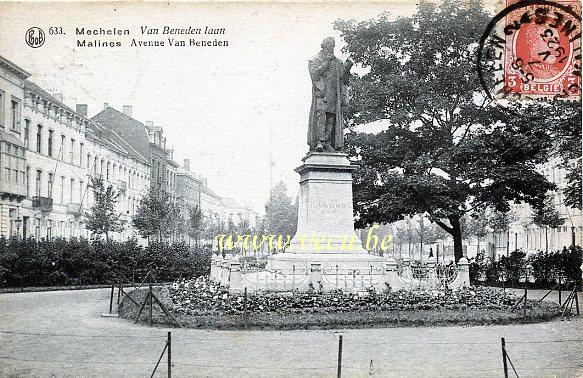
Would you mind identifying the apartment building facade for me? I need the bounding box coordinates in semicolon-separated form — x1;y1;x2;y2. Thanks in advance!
0;56;151;241
1;54;258;242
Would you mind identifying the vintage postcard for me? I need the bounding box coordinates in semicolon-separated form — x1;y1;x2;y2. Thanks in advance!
0;1;581;377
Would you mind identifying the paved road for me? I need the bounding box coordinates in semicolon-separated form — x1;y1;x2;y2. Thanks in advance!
0;288;582;377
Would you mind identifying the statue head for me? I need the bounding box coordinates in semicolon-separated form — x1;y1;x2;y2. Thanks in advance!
321;37;335;53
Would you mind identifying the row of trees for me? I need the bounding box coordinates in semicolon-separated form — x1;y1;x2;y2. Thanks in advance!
389;201;564;259
84;177;233;244
84;177;299;247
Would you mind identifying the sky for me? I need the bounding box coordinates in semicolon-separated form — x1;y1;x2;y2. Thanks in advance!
0;1;422;213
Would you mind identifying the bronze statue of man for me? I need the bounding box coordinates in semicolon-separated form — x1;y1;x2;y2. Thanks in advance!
307;37;353;152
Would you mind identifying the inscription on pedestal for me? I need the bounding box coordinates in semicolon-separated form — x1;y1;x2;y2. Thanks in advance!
309;202;350;214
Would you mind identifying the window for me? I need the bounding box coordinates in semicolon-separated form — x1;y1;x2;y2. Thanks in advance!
35;170;42;197
36;125;42;153
0;90;4;127
79;143;84;166
11;98;21;131
48;130;54;157
4;168;10;182
106;162;110;180
87;153;91;171
79;180;83;203
26;166;30;197
60;176;64;203
60;135;65;159
12;169;18;183
70;139;75;164
70;178;74;203
48;173;53;197
24;119;30;147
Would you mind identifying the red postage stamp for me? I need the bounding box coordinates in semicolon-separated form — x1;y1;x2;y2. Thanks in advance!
502;0;581;99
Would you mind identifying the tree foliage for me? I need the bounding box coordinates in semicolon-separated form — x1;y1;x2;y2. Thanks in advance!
532;194;565;253
133;187;180;242
84;177;124;241
187;205;204;246
335;1;555;261
532;195;565;230
541;100;582;209
264;181;298;238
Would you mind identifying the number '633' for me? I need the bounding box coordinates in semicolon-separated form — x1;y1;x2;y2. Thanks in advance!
49;27;64;35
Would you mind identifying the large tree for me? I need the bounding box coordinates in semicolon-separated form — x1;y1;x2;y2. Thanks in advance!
84;177;124;241
133;188;180;242
335;0;554;262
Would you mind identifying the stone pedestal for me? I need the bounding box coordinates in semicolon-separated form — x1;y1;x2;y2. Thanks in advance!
266;152;384;275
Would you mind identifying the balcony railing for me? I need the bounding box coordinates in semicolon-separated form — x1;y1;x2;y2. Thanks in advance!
66;203;82;215
32;196;53;212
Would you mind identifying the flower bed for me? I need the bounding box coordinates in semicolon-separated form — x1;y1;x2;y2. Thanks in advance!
169;277;520;315
119;277;563;330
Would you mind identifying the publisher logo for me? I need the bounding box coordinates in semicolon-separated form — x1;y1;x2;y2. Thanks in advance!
26;27;45;48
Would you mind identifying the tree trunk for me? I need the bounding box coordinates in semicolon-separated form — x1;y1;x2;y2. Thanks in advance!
450;217;463;263
434;217;462;262
545;227;548;253
450;218;464;264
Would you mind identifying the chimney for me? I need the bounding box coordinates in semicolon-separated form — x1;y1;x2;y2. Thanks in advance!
184;159;190;172
103;102;109;110
122;105;132;117
53;93;64;103
76;104;88;117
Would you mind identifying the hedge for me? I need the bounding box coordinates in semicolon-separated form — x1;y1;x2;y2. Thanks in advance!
470;246;582;289
0;237;211;288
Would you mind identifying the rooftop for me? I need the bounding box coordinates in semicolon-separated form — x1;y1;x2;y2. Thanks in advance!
92;107;152;165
